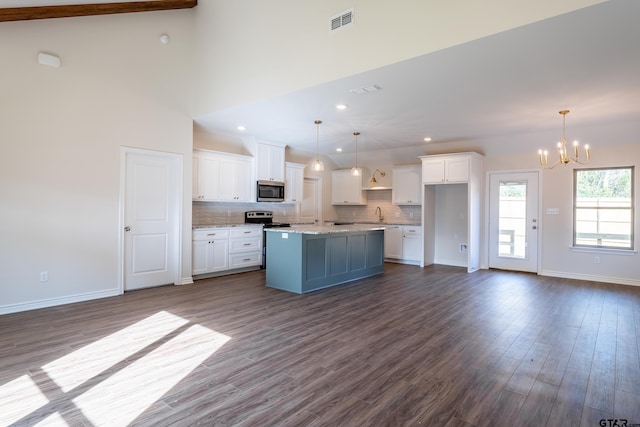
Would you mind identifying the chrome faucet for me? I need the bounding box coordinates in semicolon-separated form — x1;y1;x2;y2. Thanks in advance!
375;206;383;222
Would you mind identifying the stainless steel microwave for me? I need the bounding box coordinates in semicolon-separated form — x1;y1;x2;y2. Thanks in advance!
257;180;285;202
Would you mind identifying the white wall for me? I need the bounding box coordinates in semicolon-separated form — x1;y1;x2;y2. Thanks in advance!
483;142;640;286
434;184;469;267
0;11;195;313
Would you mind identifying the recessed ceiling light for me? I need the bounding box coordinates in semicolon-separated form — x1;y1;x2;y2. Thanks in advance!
336;104;348;110
336;148;343;152
424;137;432;142
237;125;246;131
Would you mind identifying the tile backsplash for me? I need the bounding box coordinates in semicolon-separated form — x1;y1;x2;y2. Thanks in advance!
333;189;421;224
193;202;298;226
193;190;420;226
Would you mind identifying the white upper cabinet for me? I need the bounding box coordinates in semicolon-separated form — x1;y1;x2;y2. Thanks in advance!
256;143;285;182
193;153;221;200
422;156;470;184
331;170;367;205
193;149;254;202
285;162;305;203
219;155;253;202
392;165;422;205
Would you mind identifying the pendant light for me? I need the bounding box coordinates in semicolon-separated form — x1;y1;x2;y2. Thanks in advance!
310;120;325;172
351;131;362;177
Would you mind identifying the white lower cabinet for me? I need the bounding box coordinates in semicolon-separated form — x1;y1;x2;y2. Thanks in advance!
384;226;403;259
401;226;422;262
193;226;262;276
228;227;263;269
384;225;422;264
192;229;230;275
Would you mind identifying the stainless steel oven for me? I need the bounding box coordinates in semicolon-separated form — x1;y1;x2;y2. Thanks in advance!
245;211;290;268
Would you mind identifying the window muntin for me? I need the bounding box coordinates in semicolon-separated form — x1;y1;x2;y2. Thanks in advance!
573;167;634;249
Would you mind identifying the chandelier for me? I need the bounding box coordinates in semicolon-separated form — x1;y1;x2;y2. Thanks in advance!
538;110;590;169
310;120;324;172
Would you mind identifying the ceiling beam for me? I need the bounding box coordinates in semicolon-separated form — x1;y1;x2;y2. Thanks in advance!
0;0;197;22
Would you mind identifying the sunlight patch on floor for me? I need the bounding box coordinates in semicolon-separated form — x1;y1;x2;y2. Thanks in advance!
0;375;49;425
73;324;230;426
0;311;230;426
42;311;189;393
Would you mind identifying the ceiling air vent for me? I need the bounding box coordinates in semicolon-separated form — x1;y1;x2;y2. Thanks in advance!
330;8;354;33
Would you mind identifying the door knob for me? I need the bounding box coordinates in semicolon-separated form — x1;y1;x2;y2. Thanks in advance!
124;226;131;232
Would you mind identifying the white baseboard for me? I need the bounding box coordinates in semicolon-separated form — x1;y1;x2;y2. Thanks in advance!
385;258;421;266
0;289;121;315
179;277;194;285
539;270;640;287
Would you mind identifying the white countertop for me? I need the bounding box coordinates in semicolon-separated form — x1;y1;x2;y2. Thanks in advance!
193;223;263;229
265;224;386;235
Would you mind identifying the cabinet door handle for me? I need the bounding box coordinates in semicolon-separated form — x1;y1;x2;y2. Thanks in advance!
243;243;251;246
207;233;217;236
244;231;252;234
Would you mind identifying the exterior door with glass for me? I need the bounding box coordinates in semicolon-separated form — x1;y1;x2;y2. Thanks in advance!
489;171;540;273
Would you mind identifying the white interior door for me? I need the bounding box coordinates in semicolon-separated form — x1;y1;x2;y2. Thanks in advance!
489;171;539;273
123;149;181;290
300;177;321;224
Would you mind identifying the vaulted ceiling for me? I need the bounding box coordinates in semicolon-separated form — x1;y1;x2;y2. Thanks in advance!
193;0;640;167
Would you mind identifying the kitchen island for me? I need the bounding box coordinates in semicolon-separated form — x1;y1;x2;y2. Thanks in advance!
265;224;385;294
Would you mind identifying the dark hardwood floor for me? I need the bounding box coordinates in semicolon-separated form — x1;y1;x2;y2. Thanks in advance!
1;264;639;426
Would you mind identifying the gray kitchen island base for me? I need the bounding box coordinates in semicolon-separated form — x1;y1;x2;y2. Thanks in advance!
265;227;384;294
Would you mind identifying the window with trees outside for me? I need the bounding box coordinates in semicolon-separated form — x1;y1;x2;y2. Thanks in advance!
574;167;634;250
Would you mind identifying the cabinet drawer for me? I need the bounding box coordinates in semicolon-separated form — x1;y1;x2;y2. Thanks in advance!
193;228;230;241
403;227;421;236
229;237;262;253
229;227;262;238
229;252;262;268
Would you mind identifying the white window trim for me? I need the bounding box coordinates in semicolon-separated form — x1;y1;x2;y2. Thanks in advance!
569;246;637;255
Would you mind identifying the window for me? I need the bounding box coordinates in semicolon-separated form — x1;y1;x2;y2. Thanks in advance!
574;167;634;250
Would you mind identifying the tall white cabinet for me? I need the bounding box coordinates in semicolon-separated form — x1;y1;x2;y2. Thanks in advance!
285;162;305;203
420;152;483;272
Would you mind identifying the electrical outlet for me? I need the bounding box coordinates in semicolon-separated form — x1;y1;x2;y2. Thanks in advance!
410;212;414;218
593;256;601;264
40;271;48;282
395;212;400;218
459;244;468;253
227;211;231;217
